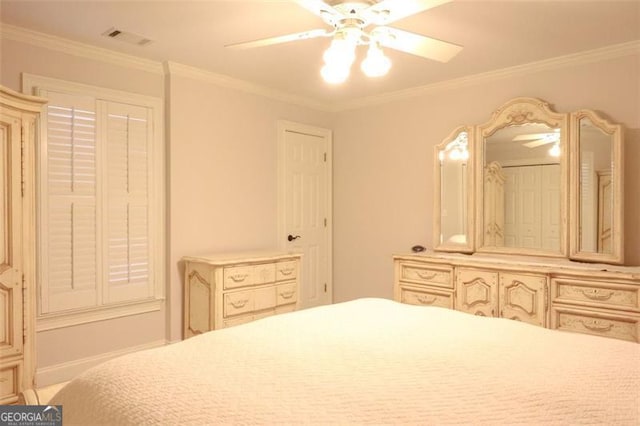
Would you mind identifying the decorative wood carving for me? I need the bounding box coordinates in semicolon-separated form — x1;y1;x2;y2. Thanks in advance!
188;270;210;288
480;97;565;139
503;280;537;316
483;161;505;247
462;278;491;308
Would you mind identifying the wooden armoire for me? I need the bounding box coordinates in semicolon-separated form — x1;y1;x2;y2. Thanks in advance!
0;86;46;404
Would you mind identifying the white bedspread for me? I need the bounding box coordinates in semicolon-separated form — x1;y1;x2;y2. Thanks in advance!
51;298;640;425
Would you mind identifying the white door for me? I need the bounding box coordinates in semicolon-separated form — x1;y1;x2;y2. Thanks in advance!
278;121;332;309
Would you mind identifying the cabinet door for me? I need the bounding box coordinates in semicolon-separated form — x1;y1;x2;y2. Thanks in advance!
455;268;498;317
0;110;24;362
500;273;547;327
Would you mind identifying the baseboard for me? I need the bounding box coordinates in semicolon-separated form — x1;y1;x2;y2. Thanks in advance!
36;339;167;387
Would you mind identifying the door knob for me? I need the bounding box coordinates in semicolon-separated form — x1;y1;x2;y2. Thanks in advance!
287;234;300;242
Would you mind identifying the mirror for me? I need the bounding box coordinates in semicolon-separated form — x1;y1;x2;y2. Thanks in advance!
476;98;568;257
434;126;474;253
433;98;625;264
484;123;562;251
570;110;623;264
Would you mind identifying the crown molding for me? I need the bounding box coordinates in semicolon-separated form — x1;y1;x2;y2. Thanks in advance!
335;40;640;111
0;23;164;75
2;23;637;113
165;62;333;112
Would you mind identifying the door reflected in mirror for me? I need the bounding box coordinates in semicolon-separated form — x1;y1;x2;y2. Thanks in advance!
484;123;561;252
440;131;469;245
578;117;613;254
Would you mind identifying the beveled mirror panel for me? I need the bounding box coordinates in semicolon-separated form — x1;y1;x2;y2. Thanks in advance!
476;98;568;257
434;126;474;253
570;110;623;264
434;98;625;265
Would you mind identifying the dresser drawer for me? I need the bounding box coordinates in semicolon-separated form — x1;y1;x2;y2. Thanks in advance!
400;263;452;288
400;286;454;309
276;282;297;306
223;315;255;328
276;261;298;282
254;287;277;312
224;290;254;317
551;306;640;342
552;278;639;312
276;304;296;315
223;265;254;289
0;362;19;405
223;264;277;289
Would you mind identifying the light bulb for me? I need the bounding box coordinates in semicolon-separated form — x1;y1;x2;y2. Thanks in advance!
361;44;391;77
323;38;356;66
449;148;461;160
549;143;561;157
321;63;350;84
460;149;469;161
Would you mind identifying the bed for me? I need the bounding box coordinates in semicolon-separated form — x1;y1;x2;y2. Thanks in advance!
51;298;639;425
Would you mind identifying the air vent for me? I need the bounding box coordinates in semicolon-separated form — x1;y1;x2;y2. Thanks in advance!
102;27;152;46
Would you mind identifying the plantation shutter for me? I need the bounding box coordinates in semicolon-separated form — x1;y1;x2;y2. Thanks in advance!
102;101;153;303
41;90;98;313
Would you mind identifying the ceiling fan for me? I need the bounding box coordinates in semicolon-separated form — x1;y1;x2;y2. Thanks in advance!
225;0;463;83
513;132;561;148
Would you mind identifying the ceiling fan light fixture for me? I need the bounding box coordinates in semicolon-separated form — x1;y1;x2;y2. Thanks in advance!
321;63;350;84
361;43;391;77
323;37;357;66
549;143;561;157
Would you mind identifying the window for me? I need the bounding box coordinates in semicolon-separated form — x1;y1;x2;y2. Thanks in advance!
23;75;165;330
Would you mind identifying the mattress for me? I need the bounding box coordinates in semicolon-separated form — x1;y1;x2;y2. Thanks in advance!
51;298;640;425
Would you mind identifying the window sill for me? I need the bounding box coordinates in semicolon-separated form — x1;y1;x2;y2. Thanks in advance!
36;298;165;332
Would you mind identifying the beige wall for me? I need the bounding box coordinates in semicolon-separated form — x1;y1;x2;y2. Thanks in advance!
166;73;333;342
332;53;640;303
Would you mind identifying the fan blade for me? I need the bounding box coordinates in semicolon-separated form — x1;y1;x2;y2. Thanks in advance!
296;0;345;26
364;0;451;25
513;133;557;141
225;29;332;49
374;27;462;62
523;139;555;148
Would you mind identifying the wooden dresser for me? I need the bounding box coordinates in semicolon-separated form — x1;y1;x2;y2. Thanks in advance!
394;252;640;343
0;87;46;404
183;251;302;337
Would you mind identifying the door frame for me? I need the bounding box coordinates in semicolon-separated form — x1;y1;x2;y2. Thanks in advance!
277;120;333;305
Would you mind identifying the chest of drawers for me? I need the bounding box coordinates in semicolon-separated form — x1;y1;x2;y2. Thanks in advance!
394;252;640;343
183;251;302;337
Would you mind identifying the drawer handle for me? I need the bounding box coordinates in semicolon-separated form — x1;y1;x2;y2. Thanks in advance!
416;271;438;280
416;295;437;305
579;289;614;301
279;268;295;276
230;299;249;309
579;319;614;333
229;274;249;283
279;290;296;299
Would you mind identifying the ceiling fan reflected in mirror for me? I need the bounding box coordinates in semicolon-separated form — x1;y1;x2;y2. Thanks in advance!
225;0;463;84
513;130;561;157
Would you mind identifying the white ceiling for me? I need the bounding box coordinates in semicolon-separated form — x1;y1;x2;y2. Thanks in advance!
1;0;639;106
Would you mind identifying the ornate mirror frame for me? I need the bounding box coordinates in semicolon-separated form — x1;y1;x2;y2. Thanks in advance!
569;109;624;264
475;98;569;257
434;97;625;265
433;126;474;253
